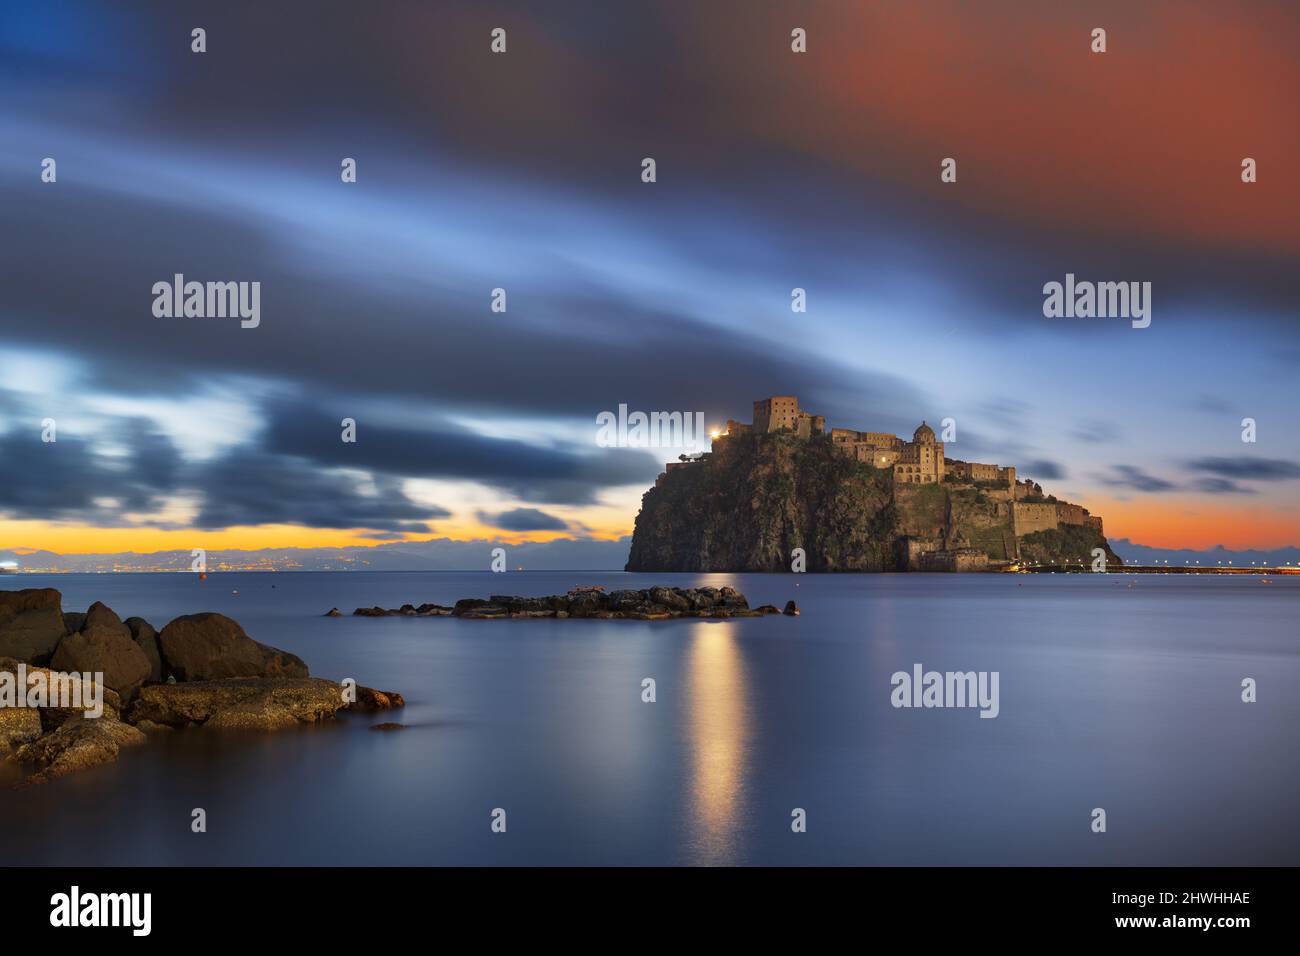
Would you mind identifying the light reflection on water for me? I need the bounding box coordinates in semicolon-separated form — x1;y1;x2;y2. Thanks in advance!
683;622;750;865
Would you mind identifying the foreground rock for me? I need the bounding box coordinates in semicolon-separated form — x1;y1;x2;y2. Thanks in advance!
0;588;66;664
10;715;145;784
159;613;308;680
125;678;405;731
51;602;152;701
128;679;347;731
2;588;405;784
125;617;164;683
0;657;122;729
0;706;42;750
346;586;795;620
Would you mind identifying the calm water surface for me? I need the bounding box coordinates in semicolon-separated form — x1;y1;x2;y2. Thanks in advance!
2;571;1296;865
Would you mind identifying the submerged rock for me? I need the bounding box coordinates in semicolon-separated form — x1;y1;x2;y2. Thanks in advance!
346;686;406;712
9;714;145;784
133;719;174;734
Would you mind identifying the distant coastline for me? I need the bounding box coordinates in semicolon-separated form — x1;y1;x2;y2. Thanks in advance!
3;539;1298;574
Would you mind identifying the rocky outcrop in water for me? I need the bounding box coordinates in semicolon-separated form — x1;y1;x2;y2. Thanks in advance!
345;586;790;620
0;588;404;785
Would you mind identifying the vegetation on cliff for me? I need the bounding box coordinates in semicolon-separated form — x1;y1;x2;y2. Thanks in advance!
626;433;898;571
1018;525;1121;567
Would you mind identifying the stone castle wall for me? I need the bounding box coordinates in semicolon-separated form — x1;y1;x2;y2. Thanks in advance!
919;549;991;572
1010;501;1059;536
1055;502;1087;526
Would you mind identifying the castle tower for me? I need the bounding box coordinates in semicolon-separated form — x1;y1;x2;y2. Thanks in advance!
753;396;802;433
893;421;945;484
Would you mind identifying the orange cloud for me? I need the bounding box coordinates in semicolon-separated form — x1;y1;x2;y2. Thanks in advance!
684;0;1299;255
1085;495;1300;550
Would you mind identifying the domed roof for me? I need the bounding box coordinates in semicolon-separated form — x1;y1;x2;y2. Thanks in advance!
913;421;936;444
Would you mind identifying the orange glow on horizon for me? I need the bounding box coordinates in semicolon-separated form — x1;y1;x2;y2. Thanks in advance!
1085;496;1300;551
0;519;631;555
2;499;1295;556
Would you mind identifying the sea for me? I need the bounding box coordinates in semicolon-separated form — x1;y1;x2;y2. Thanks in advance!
2;571;1296;866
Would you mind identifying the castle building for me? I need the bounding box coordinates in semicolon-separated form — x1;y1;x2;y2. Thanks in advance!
831;428;902;467
893;421;944;484
664;396;1104;571
752;396;824;438
716;397;1015;491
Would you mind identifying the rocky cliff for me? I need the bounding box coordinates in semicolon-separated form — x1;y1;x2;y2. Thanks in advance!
624;432;1119;572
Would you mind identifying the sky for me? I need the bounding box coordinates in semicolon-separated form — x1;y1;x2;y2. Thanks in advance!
1;0;1297;555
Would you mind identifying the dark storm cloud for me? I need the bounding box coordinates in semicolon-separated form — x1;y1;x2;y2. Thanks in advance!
0;182;922;429
261;399;662;505
0;372;667;528
0;415;180;522
1100;465;1178;493
1186;457;1300;481
10;0;1294;334
190;448;449;532
477;508;569;532
0;387;456;532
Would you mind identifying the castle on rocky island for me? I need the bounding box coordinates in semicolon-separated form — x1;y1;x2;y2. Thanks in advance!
650;395;1106;571
716;395;1022;487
